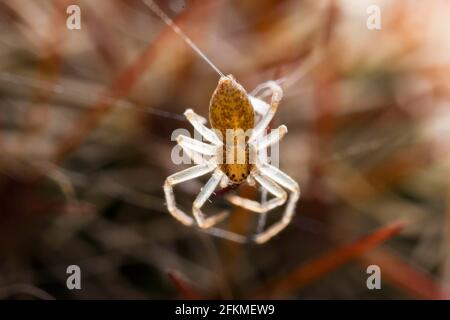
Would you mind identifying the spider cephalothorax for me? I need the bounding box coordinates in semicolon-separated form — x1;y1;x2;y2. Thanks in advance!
163;75;300;244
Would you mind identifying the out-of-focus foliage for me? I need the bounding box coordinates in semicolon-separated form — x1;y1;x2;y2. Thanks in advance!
0;0;449;299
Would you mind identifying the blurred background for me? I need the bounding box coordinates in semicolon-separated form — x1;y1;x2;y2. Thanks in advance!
0;0;449;299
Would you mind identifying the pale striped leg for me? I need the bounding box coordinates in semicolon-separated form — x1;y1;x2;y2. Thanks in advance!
253;163;300;244
182;147;209;165
249;96;270;116
176;135;210;165
250;80;284;100
256;186;268;233
249;81;283;143
253;125;288;151
176;108;222;165
184;109;222;145
192;170;229;228
203;227;248;244
176;135;217;156
226;173;287;214
256;140;269;233
220;174;230;188
163;161;216;226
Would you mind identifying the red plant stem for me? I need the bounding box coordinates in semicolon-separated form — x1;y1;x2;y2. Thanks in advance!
255;221;405;298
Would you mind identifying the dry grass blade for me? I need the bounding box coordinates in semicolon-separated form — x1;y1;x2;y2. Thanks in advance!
51;2;209;163
167;270;206;300
361;248;449;300
0;0;448;300
255;221;405;298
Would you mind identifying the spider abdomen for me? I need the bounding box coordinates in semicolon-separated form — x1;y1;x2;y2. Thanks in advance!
220;142;253;184
209;75;255;184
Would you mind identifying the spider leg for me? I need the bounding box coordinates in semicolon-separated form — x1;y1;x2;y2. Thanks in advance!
248;81;283;139
226;172;287;214
181;145;209;165
253;163;300;244
256;185;268;233
249;96;270;117
192;169;229;228
175;132;217;165
177;135;217;156
220;174;229;188
164;160;217;226
203;227;248;244
255;142;268;232
250;80;283;99
244;123;288;230
252;125;288;151
184;109;222;145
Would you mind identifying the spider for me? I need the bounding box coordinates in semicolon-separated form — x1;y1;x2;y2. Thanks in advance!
163;75;300;244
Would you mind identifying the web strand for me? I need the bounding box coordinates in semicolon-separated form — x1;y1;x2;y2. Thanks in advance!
0;72;186;121
143;0;225;78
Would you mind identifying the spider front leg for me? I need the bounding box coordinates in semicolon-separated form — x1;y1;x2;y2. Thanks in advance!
164;160;217;226
184;108;222;145
248;81;283;137
165;108;227;229
192;169;229;228
253;163;300;244
164;160;227;230
254;124;288;151
175;108;223;165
